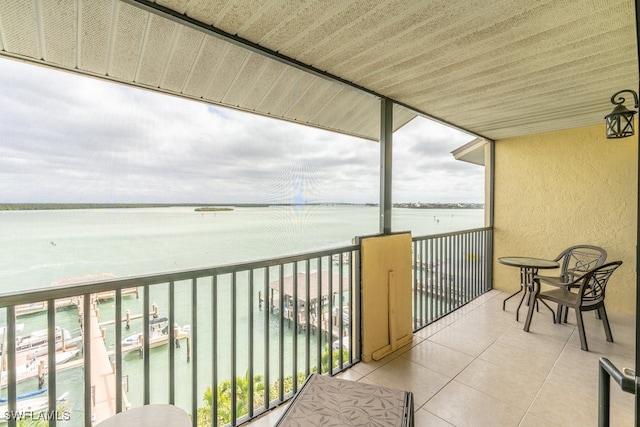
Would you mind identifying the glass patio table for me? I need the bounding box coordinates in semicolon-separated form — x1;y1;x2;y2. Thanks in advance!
499;256;559;323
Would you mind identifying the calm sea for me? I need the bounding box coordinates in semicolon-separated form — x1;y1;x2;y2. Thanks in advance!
0;205;483;424
0;205;483;292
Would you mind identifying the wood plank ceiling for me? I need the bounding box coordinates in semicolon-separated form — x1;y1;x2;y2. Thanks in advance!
0;0;637;141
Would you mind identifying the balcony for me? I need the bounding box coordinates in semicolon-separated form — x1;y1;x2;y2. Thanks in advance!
0;1;637;425
0;226;635;426
249;290;635;426
0;228;485;425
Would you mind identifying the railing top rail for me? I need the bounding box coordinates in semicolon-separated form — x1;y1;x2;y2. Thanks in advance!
0;244;359;308
412;226;492;242
599;357;637;394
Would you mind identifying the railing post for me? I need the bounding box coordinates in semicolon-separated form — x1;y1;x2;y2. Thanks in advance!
598;357;638;426
115;289;122;414
598;360;611;427
7;306;16;427
83;294;92;426
46;299;57;427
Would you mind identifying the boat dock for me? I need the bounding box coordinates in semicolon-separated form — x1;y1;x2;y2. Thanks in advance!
86;301;118;424
15;274;138;318
1;288;148;425
15;288;139;317
261;271;351;340
1;300;122;425
11;274;139;423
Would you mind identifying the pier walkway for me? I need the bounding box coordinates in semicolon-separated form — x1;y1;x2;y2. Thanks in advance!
87;300;117;424
2;293;129;425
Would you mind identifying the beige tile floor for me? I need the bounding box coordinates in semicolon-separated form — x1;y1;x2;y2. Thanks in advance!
246;290;636;426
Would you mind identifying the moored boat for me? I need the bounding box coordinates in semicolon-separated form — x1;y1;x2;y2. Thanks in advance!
122;317;189;352
55;348;79;364
0;391;69;423
0;326;72;355
0;348;81;387
0;388;46;403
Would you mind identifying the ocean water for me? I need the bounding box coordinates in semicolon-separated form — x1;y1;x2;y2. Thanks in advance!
0;205;483;424
0;205;483;293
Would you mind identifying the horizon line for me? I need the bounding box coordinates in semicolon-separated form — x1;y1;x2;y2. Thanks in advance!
0;201;484;210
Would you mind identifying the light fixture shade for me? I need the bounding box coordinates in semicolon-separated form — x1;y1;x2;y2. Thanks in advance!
605;104;637;138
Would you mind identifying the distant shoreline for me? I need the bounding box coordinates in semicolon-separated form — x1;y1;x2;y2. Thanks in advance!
194;207;234;212
0;202;483;211
0;203;265;211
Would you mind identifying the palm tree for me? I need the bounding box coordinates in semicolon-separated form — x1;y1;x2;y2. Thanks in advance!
17;420;48;427
197;371;265;426
196;386;214;427
321;344;348;372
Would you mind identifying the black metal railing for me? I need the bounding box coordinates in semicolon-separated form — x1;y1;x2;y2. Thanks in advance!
0;227;494;426
411;227;493;330
0;245;360;427
598;357;638;427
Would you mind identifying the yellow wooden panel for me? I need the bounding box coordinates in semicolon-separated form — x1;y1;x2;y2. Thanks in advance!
360;232;413;362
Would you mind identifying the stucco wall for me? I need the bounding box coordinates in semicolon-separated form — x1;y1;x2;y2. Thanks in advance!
493;123;637;315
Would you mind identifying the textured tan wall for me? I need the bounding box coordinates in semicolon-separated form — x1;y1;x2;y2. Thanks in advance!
493;123;637;314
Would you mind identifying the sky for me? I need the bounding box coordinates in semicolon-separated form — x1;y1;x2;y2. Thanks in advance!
0;57;484;205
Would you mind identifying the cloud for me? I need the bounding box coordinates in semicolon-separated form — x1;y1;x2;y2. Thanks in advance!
392;119;484;202
0;57;483;204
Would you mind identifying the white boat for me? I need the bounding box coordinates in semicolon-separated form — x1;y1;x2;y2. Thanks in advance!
332;336;351;351
0;358;38;383
0;392;68;423
122;317;189;351
0;348;80;387
55;348;79;365
0;327;73;356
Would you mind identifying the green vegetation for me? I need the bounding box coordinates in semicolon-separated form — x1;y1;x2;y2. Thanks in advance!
0;203;238;211
17;419;49;427
15;402;71;426
196;371;267;427
0;203;198;211
197;345;350;426
194;207;234;212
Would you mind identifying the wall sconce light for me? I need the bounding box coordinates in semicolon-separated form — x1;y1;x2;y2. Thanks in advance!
605;89;638;138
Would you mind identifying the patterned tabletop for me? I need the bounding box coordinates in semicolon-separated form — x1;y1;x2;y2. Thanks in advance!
276;374;413;427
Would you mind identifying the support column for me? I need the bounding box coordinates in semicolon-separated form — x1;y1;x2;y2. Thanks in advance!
634;4;640;426
380;98;393;235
